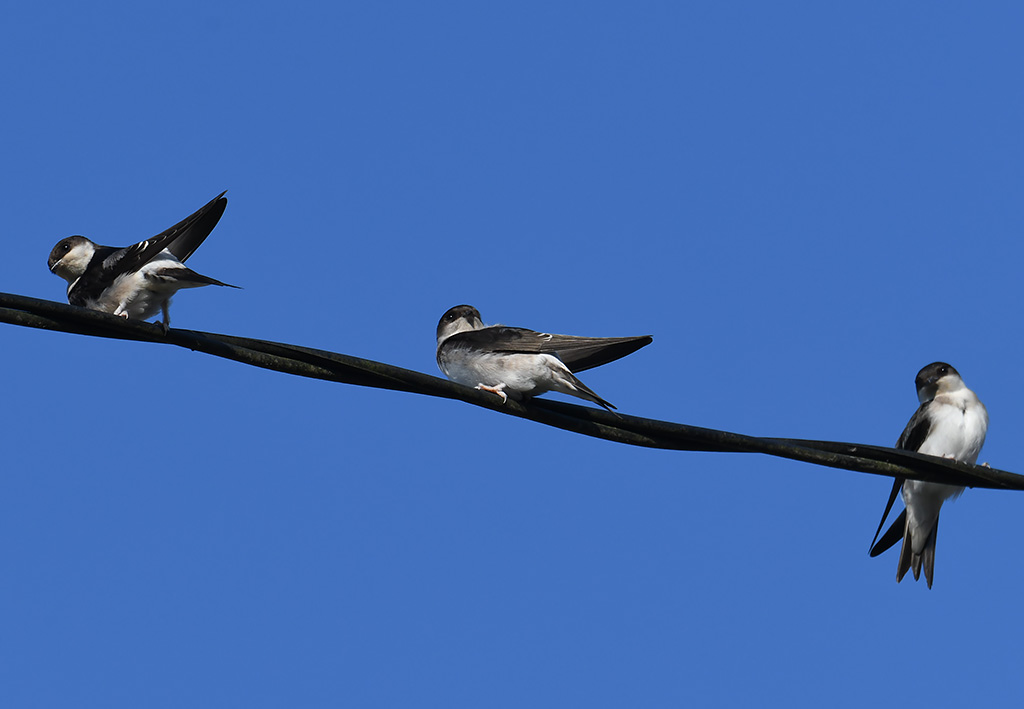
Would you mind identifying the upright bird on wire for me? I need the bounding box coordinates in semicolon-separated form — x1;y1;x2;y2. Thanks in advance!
435;304;652;411
869;362;988;588
47;192;238;332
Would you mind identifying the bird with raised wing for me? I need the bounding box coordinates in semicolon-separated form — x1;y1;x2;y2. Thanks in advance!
48;192;237;331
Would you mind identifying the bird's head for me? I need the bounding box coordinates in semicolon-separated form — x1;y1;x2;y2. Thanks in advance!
436;304;485;344
48;236;96;283
914;361;964;403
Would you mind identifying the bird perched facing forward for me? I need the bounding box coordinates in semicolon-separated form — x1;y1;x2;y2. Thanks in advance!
869;362;988;588
435;304;652;411
47;192;237;331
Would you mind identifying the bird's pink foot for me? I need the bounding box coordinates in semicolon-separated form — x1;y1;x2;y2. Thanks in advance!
475;383;508;404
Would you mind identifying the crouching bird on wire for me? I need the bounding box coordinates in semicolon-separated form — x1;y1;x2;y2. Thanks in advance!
47;192;238;332
435;304;652;412
869;362;988;588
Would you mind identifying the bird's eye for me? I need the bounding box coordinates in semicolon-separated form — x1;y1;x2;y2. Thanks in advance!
62;243;70;252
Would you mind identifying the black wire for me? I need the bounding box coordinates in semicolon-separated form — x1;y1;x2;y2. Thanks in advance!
2;291;1020;491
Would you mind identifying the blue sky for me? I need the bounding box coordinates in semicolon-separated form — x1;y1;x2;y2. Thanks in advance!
3;2;1024;706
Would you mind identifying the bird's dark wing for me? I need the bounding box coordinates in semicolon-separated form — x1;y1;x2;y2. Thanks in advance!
89;192;227;280
539;333;653;372
896;401;933;452
72;240;177;305
66;245;126;305
870;508;906;558
95;238;174;277
868;401;933;555
163;192;227;262
451;327;652;372
869;478;904;554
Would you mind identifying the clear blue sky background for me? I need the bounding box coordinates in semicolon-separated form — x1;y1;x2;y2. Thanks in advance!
3;3;1023;706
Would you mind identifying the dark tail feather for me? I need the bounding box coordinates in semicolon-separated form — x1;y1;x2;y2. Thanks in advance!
922;514;939;589
569;372;616;412
895;512;939;588
896;514;913;583
178;267;241;289
911;544;923;581
208;277;242;289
